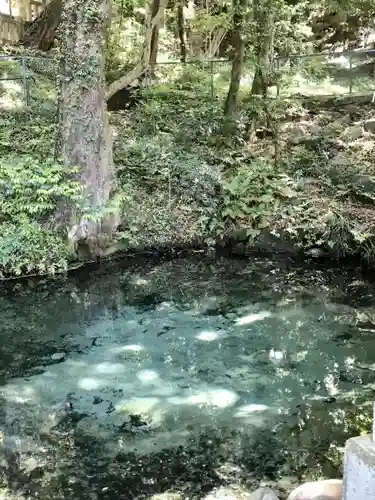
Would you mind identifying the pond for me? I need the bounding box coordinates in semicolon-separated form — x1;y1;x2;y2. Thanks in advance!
1;255;375;499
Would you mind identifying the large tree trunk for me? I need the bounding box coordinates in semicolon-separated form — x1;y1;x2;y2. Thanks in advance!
176;0;186;63
250;0;274;97
106;0;168;100
20;0;62;51
56;0;117;254
224;0;247;115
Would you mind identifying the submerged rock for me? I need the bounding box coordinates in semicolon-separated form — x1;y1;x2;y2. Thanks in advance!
287;479;342;500
50;352;65;362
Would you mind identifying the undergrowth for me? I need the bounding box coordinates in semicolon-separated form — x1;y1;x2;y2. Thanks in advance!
2;70;375;277
0;156;81;277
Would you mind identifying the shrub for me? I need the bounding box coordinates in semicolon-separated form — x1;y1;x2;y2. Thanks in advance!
0;221;72;278
0;112;55;158
0;156;82;277
221;160;297;232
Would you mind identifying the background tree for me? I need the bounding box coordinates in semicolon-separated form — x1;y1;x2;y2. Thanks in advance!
224;0;248;114
250;0;275;96
176;0;187;62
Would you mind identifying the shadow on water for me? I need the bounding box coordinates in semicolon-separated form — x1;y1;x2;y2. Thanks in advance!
1;255;375;499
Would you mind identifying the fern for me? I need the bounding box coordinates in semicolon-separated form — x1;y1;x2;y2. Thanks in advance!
0;156;82;278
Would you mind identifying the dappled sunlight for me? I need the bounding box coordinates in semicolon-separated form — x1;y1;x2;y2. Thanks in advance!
113;343;145;352
235;311;271;326
95;362;126;374
2;383;37;404
324;373;339;396
116;396;161;415
269;348;284;361
148;491;182;500
283;72;351;96
129;276;149;286
78;377;102;390
137;369;160;382
2;256;375;499
168;388;239;409
196;330;221;341
234;403;270;418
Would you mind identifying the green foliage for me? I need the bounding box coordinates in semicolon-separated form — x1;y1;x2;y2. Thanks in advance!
136;88;224;147
106;18;143;82
0;112;55;158
221;160;297;233
0;156;82;278
0;222;72;278
349;405;372;435
302;208;354;257
0;156;82;222
115;134;218;192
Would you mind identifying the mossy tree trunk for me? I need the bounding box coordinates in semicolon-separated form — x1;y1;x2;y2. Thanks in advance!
56;0;117;253
224;0;248;115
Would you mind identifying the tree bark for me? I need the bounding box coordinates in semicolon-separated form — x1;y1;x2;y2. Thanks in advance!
224;0;247;115
176;0;186;63
250;0;274;97
20;0;62;51
56;0;117;252
106;0;168;100
149;0;160;65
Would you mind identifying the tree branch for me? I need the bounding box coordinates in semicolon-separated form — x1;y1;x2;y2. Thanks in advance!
106;0;168;99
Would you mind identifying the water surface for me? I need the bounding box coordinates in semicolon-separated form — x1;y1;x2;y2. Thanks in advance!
0;256;375;499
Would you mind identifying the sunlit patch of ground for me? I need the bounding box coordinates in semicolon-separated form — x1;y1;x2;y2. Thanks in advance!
0;81;25;110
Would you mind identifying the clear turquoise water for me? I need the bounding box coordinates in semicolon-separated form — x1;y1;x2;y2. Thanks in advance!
0;256;374;499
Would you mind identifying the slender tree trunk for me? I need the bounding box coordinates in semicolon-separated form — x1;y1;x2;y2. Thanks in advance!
149;0;160;65
56;0;117;252
250;0;274;96
176;0;186;63
224;0;247;115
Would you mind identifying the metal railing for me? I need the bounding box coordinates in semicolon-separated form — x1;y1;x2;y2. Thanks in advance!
1;48;375;107
0;55;31;104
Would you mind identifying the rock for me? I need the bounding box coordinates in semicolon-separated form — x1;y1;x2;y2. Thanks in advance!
151;494;183;500
331;116;351;127
249;488;279;500
289;125;307;143
364;118;375;133
346;105;362;118
306;248;326;258
287;479;343;500
329;154;350;168
276;476;299;493
22;456;39;473
341;125;364;141
51;352;65;362
204;485;254;500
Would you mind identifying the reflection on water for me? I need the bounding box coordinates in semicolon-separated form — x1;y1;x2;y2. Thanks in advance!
0;256;375;499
